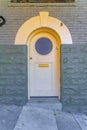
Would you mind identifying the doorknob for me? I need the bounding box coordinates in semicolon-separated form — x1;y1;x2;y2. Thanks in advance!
30;57;32;60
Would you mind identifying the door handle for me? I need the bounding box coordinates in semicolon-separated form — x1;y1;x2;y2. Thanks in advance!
30;57;32;60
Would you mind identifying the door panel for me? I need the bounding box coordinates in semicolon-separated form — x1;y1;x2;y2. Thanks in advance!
29;32;59;97
32;63;53;96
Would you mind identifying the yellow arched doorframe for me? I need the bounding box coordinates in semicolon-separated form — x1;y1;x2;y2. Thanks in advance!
15;12;72;99
15;12;72;45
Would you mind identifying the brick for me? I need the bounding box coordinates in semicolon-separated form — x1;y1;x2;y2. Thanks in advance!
0;45;28;105
61;44;87;114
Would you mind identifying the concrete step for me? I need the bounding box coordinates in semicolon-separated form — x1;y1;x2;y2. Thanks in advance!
26;97;62;111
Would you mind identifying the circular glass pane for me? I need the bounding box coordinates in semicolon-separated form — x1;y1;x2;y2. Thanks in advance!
35;37;53;55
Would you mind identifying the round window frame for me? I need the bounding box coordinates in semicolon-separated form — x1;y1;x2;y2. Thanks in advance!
35;37;53;55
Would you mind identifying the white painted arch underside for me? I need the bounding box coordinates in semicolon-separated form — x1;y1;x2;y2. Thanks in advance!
15;12;72;44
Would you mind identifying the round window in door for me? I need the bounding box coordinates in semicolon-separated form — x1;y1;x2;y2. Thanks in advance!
35;37;53;55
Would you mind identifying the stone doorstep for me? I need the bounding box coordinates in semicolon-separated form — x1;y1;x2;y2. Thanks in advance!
26;102;62;111
27;97;62;111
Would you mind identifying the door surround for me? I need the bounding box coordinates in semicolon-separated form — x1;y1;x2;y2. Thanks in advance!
15;12;72;99
15;12;72;45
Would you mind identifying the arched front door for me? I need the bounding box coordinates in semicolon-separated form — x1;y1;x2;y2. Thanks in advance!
28;30;60;97
15;12;72;99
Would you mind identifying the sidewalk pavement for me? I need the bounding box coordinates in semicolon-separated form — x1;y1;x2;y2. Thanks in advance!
0;105;22;130
0;104;87;130
14;106;58;130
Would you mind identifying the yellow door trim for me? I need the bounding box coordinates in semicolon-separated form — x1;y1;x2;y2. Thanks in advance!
15;12;72;45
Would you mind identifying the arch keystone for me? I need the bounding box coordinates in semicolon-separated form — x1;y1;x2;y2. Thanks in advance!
39;12;49;26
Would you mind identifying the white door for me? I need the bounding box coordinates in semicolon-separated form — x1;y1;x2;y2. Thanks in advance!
29;32;59;97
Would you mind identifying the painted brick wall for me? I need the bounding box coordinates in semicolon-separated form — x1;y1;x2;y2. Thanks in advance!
0;0;87;44
61;44;87;114
0;0;87;112
0;45;28;105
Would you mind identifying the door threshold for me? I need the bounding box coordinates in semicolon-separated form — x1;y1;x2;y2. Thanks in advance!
28;96;59;103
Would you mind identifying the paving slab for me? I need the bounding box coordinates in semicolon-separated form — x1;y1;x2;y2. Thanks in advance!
0;105;22;130
14;106;58;130
72;114;87;130
55;111;81;130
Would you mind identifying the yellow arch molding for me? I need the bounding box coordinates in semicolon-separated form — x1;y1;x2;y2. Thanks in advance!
26;27;61;47
15;12;72;44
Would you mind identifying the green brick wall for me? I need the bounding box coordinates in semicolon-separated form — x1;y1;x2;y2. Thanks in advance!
61;44;87;114
0;45;28;105
0;44;87;114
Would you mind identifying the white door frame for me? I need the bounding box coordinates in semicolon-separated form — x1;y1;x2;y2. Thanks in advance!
27;28;61;98
15;12;72;99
